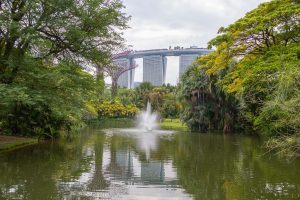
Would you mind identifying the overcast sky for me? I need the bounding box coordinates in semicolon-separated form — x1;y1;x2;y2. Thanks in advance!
108;0;268;85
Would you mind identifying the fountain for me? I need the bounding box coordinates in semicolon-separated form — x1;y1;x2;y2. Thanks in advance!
137;101;158;131
103;101;174;159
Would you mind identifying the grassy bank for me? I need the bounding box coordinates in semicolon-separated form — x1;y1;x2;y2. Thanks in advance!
88;118;135;129
159;119;189;131
0;135;37;152
88;118;189;131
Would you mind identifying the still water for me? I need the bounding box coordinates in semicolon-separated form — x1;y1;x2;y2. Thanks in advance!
0;127;300;200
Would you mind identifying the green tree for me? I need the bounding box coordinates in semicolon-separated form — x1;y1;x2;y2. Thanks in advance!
0;60;98;138
204;0;300;133
134;82;154;108
0;0;129;83
178;64;241;133
161;93;181;120
0;0;129;137
179;0;300;155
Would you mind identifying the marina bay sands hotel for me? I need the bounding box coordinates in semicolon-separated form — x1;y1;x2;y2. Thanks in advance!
113;47;212;88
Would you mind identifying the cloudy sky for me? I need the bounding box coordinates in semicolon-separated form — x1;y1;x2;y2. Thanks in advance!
113;0;268;85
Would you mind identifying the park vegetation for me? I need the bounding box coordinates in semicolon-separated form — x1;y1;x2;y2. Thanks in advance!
99;82;180;120
178;0;300;157
0;0;129;138
97;100;139;118
0;0;298;159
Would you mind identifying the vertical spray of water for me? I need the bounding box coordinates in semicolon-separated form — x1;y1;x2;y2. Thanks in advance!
137;101;158;131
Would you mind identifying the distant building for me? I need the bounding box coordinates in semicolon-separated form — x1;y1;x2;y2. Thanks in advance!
179;54;199;77
113;58;135;89
111;47;212;87
143;55;167;86
118;72;130;88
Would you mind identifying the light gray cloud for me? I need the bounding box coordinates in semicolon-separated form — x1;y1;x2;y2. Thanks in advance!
122;0;268;49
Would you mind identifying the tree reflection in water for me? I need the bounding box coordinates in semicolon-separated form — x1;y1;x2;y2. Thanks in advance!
0;128;300;199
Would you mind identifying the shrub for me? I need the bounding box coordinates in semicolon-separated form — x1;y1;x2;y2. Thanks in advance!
97;100;139;118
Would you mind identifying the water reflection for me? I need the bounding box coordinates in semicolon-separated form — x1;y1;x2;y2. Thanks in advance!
0;128;300;200
104;128;174;160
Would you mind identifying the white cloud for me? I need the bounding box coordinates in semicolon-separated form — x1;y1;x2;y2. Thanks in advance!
122;0;269;49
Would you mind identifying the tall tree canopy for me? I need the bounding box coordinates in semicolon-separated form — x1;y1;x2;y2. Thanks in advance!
0;0;129;83
0;0;129;137
179;0;300;139
208;0;299;57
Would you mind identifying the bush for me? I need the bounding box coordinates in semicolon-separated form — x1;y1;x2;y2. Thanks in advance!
255;97;300;136
0;61;97;138
97;100;139;118
266;134;300;158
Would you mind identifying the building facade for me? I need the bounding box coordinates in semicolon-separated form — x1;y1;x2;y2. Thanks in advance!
143;55;167;86
114;58;135;89
179;54;199;77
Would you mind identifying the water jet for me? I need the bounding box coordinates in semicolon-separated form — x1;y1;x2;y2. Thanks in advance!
137;101;158;131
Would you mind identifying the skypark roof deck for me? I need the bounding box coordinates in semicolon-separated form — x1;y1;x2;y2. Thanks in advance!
113;48;212;59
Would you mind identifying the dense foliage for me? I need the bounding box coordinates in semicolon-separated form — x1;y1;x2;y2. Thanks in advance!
133;83;180;119
179;0;300;156
0;0;128;138
0;61;98;137
178;65;241;132
97;100;139;118
133;83;180;118
99;82;181;119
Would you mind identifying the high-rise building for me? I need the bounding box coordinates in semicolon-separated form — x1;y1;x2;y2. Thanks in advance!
114;58;135;89
143;55;167;86
118;71;130;88
179;54;199;77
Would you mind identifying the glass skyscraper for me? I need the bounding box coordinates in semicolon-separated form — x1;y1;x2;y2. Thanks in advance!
179;54;199;77
143;55;167;86
114;58;135;89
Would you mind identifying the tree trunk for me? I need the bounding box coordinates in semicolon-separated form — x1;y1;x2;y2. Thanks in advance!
111;79;118;98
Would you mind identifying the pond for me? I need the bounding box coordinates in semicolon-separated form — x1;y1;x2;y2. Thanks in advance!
0;126;300;200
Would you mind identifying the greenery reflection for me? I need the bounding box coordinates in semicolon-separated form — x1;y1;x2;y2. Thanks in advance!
1;129;300;199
